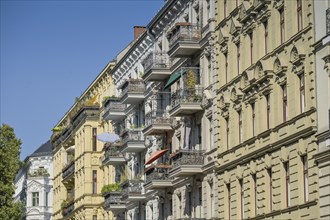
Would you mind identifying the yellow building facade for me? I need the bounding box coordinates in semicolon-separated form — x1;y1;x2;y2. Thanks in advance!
51;61;116;220
214;0;319;219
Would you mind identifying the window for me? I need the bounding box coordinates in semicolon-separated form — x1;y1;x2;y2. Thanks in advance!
92;128;97;151
302;155;309;202
268;168;273;211
239;179;244;219
297;0;303;31
236;0;239;7
46;192;48;207
249;33;253;65
32;192;39;206
208;56;212;85
93;170;97;194
251;103;256;136
252;174;257;215
224;0;227;18
237;43;240;75
188;191;192;216
284;161;290;207
299;73;305;113
93;215;97;220
238;111;242;144
227;183;231;220
280;8;285;43
225;53;228;83
226;118;229;149
282;85;288;122
206;0;211;21
264;21;268;54
266;94;270;129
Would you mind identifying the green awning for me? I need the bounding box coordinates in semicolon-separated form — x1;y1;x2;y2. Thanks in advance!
164;69;189;90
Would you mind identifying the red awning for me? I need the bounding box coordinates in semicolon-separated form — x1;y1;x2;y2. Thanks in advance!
145;149;168;165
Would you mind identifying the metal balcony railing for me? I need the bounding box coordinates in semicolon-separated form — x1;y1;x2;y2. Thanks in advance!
121;179;144;198
103;98;125;112
170;149;204;169
168;23;201;48
145;164;172;184
145;110;172;127
104;192;125;208
171;88;203;108
121;79;145;95
121;128;144;144
62;161;75;179
142;52;171;73
62;200;74;217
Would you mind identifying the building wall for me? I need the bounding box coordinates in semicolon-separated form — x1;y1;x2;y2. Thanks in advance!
215;0;320;219
52;62;115;220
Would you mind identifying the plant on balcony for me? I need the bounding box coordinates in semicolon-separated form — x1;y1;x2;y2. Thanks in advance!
61;197;74;209
52;126;64;132
186;69;197;90
101;183;121;195
28;167;50;177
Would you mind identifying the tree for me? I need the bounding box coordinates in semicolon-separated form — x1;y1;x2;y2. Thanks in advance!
0;124;23;219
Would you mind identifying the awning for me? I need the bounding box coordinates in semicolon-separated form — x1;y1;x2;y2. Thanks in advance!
164;71;182;89
97;132;120;143
145;149;168;165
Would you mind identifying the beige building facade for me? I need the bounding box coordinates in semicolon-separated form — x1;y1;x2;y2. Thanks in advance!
51;61;115;220
215;0;320;219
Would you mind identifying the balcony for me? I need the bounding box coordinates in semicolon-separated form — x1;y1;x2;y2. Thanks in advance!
169;87;203;117
62;161;75;183
143;110;172;136
103;192;125;211
167;23;201;58
62;199;74;217
102;97;126;121
121;179;145;202
169;149;204;178
144;164;173;190
119;79;145;104
120;129;145;153
102;145;126;166
142;52;172;82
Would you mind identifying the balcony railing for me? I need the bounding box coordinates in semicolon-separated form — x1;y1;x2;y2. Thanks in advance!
168;23;201;48
62;200;74;217
121;128;144;144
171;88;203;108
142;52;171;74
103;97;125;120
62;161;75;179
104;192;125;209
170;149;204;169
145;110;172;127
121;179;144;198
102;145;125;165
145;164;172;184
121;79;145;95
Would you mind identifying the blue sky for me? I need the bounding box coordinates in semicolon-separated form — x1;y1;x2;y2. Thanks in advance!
0;0;164;160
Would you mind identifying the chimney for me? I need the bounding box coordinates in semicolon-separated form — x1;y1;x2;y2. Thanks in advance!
134;26;146;40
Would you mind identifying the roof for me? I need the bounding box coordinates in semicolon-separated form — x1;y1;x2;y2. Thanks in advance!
30;140;52;157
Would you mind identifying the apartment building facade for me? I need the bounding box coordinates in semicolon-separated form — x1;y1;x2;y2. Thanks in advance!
314;1;330;219
14;140;53;220
214;0;320;219
51;61;115;220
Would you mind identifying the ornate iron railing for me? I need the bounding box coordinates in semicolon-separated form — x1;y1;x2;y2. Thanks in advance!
62;161;75;179
104;192;125;208
145;164;172;184
103;98;125;112
170;149;204;169
168;23;201;48
145;110;172;127
171;88;203;108
121;129;143;144
142;52;171;73
121;79;145;95
121;179;144;197
62;201;74;217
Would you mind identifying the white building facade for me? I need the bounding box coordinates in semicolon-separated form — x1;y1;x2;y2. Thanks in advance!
14;141;53;220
